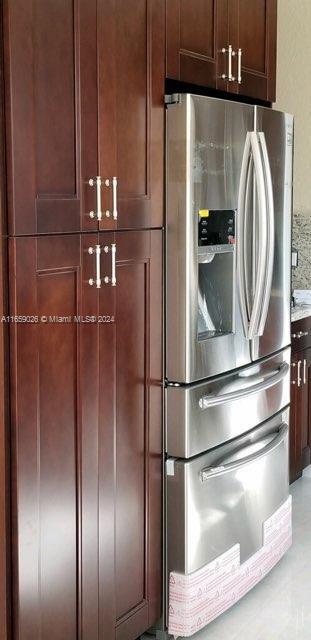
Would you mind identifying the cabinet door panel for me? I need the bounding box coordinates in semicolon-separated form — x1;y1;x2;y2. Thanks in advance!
290;353;301;483
302;348;311;468
230;0;277;102
115;260;146;618
180;0;215;58
4;1;98;235
98;1;165;230
166;0;227;90
98;230;163;640
9;235;105;640
290;352;308;483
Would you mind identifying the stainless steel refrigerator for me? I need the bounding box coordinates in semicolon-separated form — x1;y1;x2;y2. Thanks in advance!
164;94;293;637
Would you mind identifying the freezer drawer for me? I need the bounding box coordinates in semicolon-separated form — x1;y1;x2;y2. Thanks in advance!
166;347;290;458
167;409;289;575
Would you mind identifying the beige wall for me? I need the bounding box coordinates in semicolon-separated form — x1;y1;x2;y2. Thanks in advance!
275;0;311;217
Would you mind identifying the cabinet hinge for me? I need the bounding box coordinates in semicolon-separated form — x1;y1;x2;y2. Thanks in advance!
164;93;181;107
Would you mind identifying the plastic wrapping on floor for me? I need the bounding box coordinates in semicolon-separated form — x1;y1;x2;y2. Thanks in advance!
168;496;292;638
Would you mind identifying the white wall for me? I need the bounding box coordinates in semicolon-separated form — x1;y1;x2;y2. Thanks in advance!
275;0;311;289
275;0;311;216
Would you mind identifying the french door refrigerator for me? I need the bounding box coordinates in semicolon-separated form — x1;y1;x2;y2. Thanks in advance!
163;94;293;638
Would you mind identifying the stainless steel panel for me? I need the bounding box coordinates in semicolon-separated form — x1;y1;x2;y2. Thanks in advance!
166;347;290;458
167;408;289;575
166;94;255;383
252;106;293;360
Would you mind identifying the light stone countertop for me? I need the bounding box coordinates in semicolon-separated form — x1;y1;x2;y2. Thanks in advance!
291;304;311;322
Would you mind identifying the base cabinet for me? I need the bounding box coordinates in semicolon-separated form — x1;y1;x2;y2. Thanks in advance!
290;317;311;483
9;231;163;640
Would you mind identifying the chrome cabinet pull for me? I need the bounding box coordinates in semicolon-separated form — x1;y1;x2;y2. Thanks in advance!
297;359;302;387
88;244;102;288
291;362;296;385
303;359;307;385
112;177;118;220
292;330;309;339
221;45;236;82
89;177;103;221
104;177;118;220
103;243;117;287
237;48;242;84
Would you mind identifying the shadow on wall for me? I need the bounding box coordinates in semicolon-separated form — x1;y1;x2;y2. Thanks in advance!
292;212;311;289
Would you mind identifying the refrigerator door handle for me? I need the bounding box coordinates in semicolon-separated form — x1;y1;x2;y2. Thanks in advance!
200;423;288;481
237;132;252;338
243;153;254;319
198;361;289;409
248;132;268;339
257;132;275;336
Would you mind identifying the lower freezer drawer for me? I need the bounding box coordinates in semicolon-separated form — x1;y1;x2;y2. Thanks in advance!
167;408;289;575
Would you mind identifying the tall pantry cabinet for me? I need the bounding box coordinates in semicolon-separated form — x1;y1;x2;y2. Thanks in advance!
1;2;164;640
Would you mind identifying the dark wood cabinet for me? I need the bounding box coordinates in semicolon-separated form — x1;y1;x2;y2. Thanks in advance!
2;3;165;640
166;0;277;103
8;230;163;640
166;0;227;91
4;0;165;235
290;317;311;483
229;0;277;102
98;0;165;231
4;0;98;236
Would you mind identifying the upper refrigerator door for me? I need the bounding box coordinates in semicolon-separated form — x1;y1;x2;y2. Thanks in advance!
248;107;293;361
166;94;254;384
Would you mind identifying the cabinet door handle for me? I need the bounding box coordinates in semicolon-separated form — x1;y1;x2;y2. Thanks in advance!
292;330;309;339
221;45;236;82
237;48;242;84
112;177;118;220
303;359;307;385
291;362;296;385
88;244;102;288
89;177;103;221
105;177;118;221
297;359;302;387
103;243;117;287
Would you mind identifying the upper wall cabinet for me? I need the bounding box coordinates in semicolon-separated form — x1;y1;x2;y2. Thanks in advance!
166;0;277;103
166;0;228;90
4;0;165;236
229;0;277;102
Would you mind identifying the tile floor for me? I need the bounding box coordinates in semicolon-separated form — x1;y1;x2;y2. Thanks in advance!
190;470;311;639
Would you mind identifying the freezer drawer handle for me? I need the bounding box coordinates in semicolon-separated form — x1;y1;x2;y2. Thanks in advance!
199;361;289;409
200;424;288;481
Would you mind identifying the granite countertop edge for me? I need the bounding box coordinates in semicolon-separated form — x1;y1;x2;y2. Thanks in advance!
291;304;311;322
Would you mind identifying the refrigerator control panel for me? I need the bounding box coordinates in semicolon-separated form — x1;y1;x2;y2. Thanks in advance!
198;210;235;247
